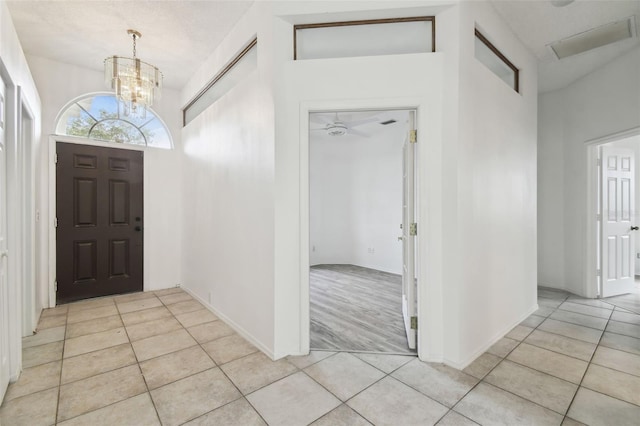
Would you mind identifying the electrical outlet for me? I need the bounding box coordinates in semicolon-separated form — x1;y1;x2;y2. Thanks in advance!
368;248;375;254
637;253;640;259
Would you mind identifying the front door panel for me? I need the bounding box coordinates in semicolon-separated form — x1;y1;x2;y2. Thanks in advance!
56;142;143;303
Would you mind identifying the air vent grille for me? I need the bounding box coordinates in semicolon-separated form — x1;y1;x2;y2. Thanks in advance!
549;16;636;60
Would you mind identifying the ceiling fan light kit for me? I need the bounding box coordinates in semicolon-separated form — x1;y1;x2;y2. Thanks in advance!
326;122;348;137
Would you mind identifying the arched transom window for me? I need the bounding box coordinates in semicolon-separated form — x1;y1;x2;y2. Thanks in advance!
55;93;173;149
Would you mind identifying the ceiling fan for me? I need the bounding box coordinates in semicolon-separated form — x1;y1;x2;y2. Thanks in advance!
310;113;380;137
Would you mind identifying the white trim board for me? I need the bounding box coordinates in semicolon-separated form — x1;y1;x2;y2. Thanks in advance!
182;286;275;360
17;87;37;336
446;303;539;371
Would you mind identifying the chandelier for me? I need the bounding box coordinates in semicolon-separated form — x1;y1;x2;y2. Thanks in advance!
104;29;162;119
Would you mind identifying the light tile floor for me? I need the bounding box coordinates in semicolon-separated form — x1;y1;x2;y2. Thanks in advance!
1;287;640;425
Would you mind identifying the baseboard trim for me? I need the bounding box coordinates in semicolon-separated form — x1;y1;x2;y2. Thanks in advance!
444;303;539;370
181;287;275;360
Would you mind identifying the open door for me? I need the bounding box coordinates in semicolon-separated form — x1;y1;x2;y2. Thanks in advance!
401;111;417;349
0;77;9;401
601;145;636;297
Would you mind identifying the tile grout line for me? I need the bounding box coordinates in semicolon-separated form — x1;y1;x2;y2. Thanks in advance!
40;296;170;425
12;289;640;425
53;306;68;426
51;299;145;425
561;303;640;422
114;296;163;426
449;294;574;422
560;300;616;424
157;292;272;426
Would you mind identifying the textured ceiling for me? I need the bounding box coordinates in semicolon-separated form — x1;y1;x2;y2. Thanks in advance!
6;0;254;90
491;0;640;92
5;1;640;93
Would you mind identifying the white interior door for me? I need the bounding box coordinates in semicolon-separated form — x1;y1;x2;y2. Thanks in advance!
401;111;416;349
0;77;10;401
601;145;636;298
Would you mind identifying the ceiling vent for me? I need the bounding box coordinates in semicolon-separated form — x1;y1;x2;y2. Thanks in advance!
549;16;636;59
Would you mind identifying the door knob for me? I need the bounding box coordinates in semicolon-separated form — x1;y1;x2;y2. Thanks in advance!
632;226;639;231
398;236;403;241
0;250;7;258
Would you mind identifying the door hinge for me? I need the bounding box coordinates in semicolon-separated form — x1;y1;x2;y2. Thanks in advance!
55;153;58;164
54;218;58;228
409;129;417;144
54;281;57;292
597;158;602;166
596;213;602;221
596;269;601;277
410;316;418;330
409;222;417;236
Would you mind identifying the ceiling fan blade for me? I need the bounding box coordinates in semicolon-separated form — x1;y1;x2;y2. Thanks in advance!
309;115;332;125
348;128;370;138
349;117;380;128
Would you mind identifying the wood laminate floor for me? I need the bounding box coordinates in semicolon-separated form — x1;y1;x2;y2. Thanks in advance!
310;264;415;354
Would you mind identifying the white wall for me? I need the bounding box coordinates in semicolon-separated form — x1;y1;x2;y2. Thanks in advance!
310;118;406;274
538;90;565;289
26;55;183;296
180;4;276;357
538;47;640;295
449;1;538;366
0;0;42;386
180;0;538;367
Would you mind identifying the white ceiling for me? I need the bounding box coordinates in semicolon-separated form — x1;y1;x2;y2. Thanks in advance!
491;0;640;92
310;110;410;140
5;1;640;93
5;0;254;90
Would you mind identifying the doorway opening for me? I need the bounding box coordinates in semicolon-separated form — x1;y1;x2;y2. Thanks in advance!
308;108;417;354
593;133;640;311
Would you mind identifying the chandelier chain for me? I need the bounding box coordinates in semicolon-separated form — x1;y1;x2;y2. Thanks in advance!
132;34;137;58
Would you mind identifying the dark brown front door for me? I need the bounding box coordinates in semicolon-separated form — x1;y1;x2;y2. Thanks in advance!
56;142;143;304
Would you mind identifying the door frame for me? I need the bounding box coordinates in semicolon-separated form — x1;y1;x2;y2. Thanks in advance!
17;87;37;335
585;126;640;298
2;70;26;381
299;97;439;361
48;136;148;306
